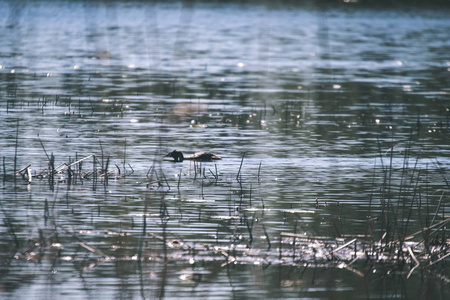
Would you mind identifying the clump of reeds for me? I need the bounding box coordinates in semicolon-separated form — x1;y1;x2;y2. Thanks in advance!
7;135;129;192
354;135;450;277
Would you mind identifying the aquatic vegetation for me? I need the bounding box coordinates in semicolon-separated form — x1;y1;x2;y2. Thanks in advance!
3;139;449;289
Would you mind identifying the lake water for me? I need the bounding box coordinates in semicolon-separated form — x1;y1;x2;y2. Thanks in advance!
1;1;450;299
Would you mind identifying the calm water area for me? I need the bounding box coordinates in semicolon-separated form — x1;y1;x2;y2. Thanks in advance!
1;0;450;299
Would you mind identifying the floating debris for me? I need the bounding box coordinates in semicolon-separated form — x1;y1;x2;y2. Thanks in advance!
282;209;316;214
182;198;215;203
212;215;239;220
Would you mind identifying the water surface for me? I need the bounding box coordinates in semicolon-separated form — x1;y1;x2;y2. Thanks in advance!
1;1;449;299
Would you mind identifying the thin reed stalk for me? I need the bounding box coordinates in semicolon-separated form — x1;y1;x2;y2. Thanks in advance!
262;224;271;250
177;169;182;189
246;213;255;247
13;119;19;185
123;139;127;176
92;155;97;191
2;156;5;183
257;161;261;183
236;152;246;181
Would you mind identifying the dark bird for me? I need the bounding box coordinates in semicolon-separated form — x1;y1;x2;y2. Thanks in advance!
165;150;221;162
166;150;184;162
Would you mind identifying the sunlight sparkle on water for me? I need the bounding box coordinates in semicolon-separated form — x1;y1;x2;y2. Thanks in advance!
403;85;412;92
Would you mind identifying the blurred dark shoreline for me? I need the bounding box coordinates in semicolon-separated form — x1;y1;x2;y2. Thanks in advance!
8;0;450;9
